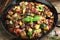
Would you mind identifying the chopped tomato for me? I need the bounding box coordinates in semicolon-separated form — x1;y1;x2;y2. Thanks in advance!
9;28;14;32
48;25;52;29
6;20;10;24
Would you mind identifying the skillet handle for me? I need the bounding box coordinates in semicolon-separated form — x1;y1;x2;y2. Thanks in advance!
56;13;60;27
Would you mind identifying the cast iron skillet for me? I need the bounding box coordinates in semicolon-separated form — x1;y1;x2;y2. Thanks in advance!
1;0;58;40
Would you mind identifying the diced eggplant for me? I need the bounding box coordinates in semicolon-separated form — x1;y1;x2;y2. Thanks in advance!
9;27;14;32
26;13;30;16
21;24;25;28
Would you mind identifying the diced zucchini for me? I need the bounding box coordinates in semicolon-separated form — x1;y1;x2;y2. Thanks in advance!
10;20;13;24
44;26;49;30
35;24;40;29
40;23;49;30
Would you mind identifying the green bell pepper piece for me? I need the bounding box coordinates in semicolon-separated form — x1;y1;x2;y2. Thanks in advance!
40;23;49;30
27;31;33;37
37;5;44;11
10;20;13;24
40;23;47;28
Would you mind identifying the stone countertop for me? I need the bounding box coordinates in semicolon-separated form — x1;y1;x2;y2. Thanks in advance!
51;1;60;13
0;1;60;40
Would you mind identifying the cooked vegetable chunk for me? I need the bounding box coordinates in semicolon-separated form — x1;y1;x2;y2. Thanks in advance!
35;24;40;29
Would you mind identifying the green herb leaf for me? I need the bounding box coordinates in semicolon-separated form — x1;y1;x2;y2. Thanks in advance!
33;16;42;21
